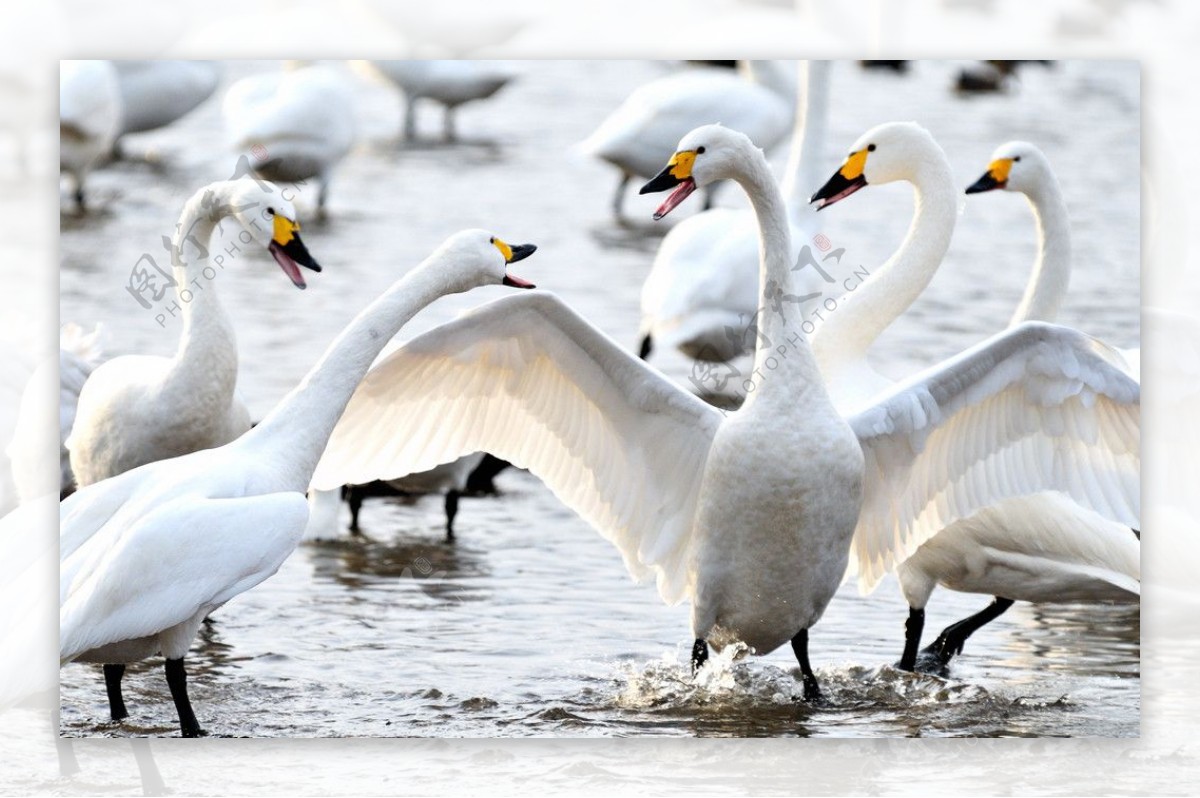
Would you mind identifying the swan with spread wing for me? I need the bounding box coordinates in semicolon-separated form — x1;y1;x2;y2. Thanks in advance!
312;126;1138;697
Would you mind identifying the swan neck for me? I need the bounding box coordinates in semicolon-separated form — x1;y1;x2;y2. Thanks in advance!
244;259;471;490
1011;177;1071;324
781;60;831;227
811;149;957;369
164;187;239;403
732;150;829;412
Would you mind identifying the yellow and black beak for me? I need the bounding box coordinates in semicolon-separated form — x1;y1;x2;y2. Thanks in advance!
268;215;322;290
639;150;699;220
810;148;870;211
965;158;1013;194
493;237;538;289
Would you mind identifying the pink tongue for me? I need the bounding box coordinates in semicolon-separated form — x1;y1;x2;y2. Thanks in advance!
270;243;306;289
653;179;697;220
504;272;536;288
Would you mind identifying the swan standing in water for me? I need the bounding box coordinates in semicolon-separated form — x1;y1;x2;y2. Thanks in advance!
112;61;220;157
364;61;518;142
60;231;538;737
579;62;794;219
312;126;1137;698
66;180;322;489
59;60;121;210
223;64;356;212
809;127;1140;671
638;60;831;363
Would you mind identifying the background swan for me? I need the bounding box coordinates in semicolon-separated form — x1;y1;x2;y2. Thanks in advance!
60;230;538;737
112;61;220;155
363;60;519;142
810;126;1141;671
59;60;121;210
223;63;357;212
578;61;795;219
638;60;831;363
312;126;1138;698
66;181;321;488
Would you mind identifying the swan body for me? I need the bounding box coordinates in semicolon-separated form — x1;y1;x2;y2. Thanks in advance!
114;60;220;139
312;126;1137;697
579;62;794;217
66;181;322;488
60;230;539;736
810;128;1140;669
639;61;831;363
59;60;122;209
222;64;356;209
366;60;518;141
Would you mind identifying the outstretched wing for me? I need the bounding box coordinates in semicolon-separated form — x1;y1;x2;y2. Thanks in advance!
311;292;722;604
60;491;309;662
850;321;1139;593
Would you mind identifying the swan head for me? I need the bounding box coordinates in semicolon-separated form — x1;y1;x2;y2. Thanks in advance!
965;141;1051;195
221;181;323;289
433;229;538;290
809;121;939;210
638;125;757;220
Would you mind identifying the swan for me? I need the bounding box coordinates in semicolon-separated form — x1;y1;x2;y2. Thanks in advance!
638;60;831;363
60;230;539;737
310;125;1138;698
112;61;220;153
578;62;794;219
303;452;486;541
963;140;1147;375
222;63;356;211
59;59;122;210
65;180;322;489
6;324;106;503
363;60;518;142
809;126;1141;671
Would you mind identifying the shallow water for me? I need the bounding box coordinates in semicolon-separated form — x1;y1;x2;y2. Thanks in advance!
59;59;1140;738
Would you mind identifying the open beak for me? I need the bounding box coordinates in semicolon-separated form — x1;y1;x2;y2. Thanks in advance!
810;147;871;211
639;150;698;220
269;215;321;289
496;240;537;289
965;159;1012;194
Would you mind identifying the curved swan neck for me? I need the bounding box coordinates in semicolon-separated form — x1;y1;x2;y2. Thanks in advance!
780;60;831;226
811;144;957;369
1011;175;1071;325
730;146;829;413
245;258;476;490
163;184;240;401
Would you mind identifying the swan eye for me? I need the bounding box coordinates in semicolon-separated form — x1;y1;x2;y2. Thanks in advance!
489;237;495;244
867;144;876;152
1013;156;1021;162
696;146;706;154
266;207;275;216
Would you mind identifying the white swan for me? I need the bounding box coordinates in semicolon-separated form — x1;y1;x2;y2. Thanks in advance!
638;60;831;363
59;60;121;210
66;180;322;489
113;61;220;149
311;126;1138;697
303;452;486;542
578;62;794;219
60;230;539;737
222;64;356;211
364;60;518;141
809;127;1141;671
6;324;106;503
964;140;1144;375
